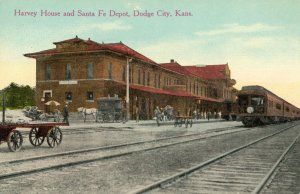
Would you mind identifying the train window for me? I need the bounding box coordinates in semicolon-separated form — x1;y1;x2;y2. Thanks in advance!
238;96;248;106
286;107;290;112
276;103;281;110
268;101;272;108
251;96;264;106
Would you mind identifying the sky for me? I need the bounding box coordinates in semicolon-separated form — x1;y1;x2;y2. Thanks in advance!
0;0;299;107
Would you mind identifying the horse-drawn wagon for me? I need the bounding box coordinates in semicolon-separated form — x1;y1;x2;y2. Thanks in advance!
23;106;62;122
95;97;125;123
0;121;67;152
174;116;193;128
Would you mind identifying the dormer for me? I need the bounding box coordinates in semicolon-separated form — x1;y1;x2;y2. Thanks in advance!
53;36;89;51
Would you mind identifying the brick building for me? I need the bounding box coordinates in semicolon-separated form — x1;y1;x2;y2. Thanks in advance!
24;36;237;119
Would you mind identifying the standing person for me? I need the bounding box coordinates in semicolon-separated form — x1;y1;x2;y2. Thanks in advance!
135;105;139;123
207;111;211;121
154;106;161;126
122;100;127;123
63;103;69;125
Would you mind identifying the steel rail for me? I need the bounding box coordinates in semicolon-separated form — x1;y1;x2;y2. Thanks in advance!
0;125;242;165
127;124;298;194
0;126;250;180
252;131;300;194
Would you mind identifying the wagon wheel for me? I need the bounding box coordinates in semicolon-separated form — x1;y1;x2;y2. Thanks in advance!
54;114;61;122
190;119;193;128
29;127;45;146
7;130;23;152
95;112;102;123
185;119;189;128
174;118;178;127
178;118;183;127
155;114;161;126
108;113;114;122
47;127;63;148
115;112;123;123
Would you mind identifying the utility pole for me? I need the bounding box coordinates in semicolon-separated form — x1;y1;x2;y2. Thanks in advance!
126;57;132;121
1;91;5;123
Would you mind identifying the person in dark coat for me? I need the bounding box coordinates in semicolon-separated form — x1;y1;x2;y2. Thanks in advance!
63;103;69;125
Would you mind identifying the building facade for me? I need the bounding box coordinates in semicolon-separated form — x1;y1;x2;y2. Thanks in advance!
25;36;237;119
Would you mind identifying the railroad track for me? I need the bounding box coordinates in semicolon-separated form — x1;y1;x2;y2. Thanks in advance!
3;125;243;164
0;125;249;180
260;135;300;194
128;124;300;194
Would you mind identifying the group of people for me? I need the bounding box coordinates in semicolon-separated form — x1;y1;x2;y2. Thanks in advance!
154;105;175;122
192;110;222;120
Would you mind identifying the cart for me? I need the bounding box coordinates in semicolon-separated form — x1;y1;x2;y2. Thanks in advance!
96;97;124;123
0;122;68;152
174;116;193;128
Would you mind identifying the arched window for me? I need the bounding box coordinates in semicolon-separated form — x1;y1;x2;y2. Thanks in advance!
87;64;93;79
108;63;112;79
66;64;71;80
138;69;141;84
143;70;146;85
45;64;51;80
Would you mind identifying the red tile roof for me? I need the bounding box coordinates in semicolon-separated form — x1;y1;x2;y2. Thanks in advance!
184;64;228;79
24;37;156;64
53;36;84;44
103;43;156;64
160;62;197;76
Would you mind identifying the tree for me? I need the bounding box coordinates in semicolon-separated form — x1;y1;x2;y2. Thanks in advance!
1;82;35;109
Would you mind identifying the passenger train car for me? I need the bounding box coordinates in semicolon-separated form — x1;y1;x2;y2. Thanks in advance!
237;85;300;127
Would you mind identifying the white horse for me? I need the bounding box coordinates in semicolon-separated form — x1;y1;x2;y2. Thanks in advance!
77;107;97;122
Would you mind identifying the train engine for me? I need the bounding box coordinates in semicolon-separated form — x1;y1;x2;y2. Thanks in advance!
237;85;300;127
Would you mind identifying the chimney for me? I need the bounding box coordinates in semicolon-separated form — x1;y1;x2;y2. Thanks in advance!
170;59;175;63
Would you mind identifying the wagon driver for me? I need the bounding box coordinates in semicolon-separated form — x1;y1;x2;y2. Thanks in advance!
63;103;69;125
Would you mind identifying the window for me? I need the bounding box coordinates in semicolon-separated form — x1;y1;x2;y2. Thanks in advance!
213;88;217;97
138;69;141;84
143;71;146;85
154;74;157;87
87;92;94;100
122;66;126;81
45;64;51;80
108;63;112;79
129;67;132;83
276;103;281;110
65;92;72;101
147;72;150;86
269;101;273;108
251;96;264;106
87;64;93;79
158;74;161;88
66;64;71;80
